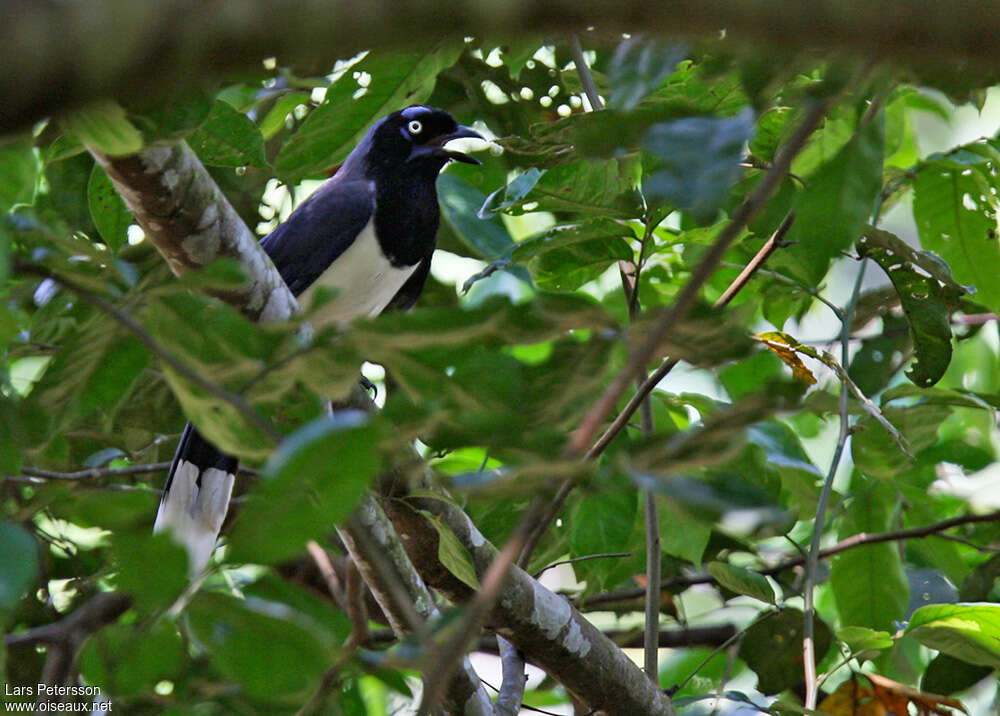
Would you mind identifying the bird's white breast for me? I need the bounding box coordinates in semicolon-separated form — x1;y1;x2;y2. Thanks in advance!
298;219;417;327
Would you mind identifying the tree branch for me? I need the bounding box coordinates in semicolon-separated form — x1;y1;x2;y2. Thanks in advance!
20;462;171;481
581;509;1000;609
5;591;132;649
5;1;1000;134
568;101;824;456
390;493;677;715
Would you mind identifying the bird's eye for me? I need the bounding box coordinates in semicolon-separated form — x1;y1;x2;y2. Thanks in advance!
407;120;423;135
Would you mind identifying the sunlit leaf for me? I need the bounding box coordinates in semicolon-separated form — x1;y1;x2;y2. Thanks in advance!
907;603;1000;669
707;562;775;604
61;101;144;156
188;99;268;168
914;157;1000;312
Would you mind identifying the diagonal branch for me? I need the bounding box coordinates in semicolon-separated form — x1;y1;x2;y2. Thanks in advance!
567;100;828;457
581;509;1000;609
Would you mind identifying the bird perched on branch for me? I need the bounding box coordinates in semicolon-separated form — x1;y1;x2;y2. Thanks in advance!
154;105;483;573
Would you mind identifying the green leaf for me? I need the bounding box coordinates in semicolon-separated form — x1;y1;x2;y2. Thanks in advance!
0;137;38;212
643;109;755;221
187;592;331;698
922;653;994;695
0;521;37;609
569;484;637;559
749;107;793;163
244;574;352;644
227;413;383;564
738;608;832;695
87;164;132;252
61;101;143;156
830;476;909;631
608;36;686;110
258;91;311;140
111;532;188;612
852;404;950;480
275;43;463;179
481;159;643;218
907;603;1000;668
511;218;634;291
914;157;1000;312
707;561;775;604
857;227;969;387
656;500;711;564
123;89;214;142
787;114;884;283
188;100;268;168
837;625;894;659
438;170;516;261
79;621;184;697
420;511;480;589
747;421;822;514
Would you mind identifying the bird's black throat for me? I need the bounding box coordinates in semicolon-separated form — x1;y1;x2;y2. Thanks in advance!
372;167;442;267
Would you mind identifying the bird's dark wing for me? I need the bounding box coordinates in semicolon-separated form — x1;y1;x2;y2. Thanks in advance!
260;178;376;297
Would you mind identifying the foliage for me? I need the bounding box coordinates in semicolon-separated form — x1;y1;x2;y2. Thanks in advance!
3;30;1000;716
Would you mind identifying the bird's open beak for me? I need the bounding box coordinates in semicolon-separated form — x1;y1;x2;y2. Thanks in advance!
422;125;486;165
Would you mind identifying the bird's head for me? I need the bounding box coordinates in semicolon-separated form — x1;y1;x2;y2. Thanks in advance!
360;105;484;177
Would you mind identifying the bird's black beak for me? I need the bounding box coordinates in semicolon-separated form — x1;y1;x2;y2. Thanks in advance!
416;125;485;165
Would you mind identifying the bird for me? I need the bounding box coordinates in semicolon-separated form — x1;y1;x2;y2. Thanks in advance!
154;105;483;574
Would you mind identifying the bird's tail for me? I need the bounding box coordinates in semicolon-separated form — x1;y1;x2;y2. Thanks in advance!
154;423;237;575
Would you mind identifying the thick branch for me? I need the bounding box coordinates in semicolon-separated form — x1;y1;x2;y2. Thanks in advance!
90;144;298;323
388;494;676;715
5;591;132;649
340;498;494;716
5;1;1000;133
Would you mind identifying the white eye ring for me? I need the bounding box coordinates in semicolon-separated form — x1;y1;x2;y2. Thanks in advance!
407;119;423;135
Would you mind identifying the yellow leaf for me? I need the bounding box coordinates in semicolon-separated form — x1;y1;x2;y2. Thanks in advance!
754;332;817;385
818;676;886;716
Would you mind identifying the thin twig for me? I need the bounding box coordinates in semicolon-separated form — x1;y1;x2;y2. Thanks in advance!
567;100;828;458
306;540;348;610
20;462;171;481
804;90;891;708
5;591;131;649
4;476;162;493
570;34;604;111
587;211;797;460
581;509;1000;609
532;551;631;579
